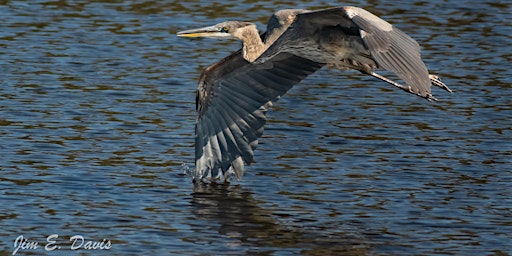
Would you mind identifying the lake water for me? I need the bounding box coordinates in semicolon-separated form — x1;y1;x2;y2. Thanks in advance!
0;0;510;255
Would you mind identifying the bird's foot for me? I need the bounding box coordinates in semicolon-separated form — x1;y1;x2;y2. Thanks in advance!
429;74;452;93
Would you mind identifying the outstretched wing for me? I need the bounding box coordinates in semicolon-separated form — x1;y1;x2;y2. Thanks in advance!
343;6;432;97
195;50;323;181
257;6;433;98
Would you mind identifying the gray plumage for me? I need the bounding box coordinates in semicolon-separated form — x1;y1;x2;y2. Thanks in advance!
177;6;451;182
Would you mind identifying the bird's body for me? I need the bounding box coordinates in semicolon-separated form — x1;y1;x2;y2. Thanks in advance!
177;6;451;182
257;9;374;68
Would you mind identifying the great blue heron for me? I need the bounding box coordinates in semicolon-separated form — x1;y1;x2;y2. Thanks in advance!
177;6;451;183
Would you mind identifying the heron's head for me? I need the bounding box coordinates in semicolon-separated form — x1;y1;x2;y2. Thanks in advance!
177;21;256;39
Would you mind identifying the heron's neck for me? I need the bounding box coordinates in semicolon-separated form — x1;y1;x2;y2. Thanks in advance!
235;25;266;63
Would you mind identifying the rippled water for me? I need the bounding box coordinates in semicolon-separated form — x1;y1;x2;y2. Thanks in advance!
1;0;511;255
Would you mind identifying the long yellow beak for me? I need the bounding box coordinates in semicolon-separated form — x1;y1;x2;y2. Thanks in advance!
177;25;232;38
177;32;216;38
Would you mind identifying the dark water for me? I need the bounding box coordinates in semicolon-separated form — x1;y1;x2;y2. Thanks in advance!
1;0;511;255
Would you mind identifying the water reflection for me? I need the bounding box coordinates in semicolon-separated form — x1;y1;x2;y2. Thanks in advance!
191;184;370;255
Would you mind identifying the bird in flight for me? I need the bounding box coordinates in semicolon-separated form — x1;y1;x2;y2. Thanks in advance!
177;6;452;183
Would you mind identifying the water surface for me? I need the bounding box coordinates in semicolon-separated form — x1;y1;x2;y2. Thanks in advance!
0;0;511;255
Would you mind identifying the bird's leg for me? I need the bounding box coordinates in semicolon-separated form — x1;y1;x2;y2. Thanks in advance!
429;74;452;93
369;72;438;101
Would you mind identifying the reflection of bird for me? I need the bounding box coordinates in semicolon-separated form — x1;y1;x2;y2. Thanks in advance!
190;183;370;253
177;6;452;182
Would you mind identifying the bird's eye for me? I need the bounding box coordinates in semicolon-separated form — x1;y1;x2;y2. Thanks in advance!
221;26;229;33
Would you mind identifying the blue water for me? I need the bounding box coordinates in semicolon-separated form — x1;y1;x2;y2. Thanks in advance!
0;0;511;255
